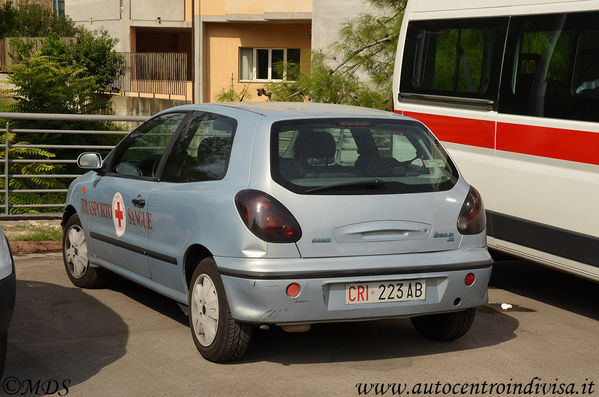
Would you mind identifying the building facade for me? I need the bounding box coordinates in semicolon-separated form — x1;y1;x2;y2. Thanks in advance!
65;0;375;103
195;0;311;102
67;0;193;100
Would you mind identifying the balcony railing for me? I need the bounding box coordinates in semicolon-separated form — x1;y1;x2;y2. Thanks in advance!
112;52;191;101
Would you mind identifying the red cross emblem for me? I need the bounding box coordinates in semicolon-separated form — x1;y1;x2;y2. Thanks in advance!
114;201;124;228
112;192;126;237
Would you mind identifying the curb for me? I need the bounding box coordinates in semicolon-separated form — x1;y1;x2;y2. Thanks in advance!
9;240;62;255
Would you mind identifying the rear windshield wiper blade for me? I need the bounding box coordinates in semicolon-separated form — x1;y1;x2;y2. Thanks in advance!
304;179;385;194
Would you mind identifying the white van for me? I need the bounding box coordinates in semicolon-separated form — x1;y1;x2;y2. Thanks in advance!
393;0;599;282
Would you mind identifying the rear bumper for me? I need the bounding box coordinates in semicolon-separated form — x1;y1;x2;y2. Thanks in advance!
217;248;492;324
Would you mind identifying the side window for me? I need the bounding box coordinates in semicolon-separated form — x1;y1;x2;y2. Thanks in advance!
367;128;422;167
391;134;419;165
110;112;187;178
499;11;599;122
336;128;359;166
278;130;296;157
400;17;507;100
431;28;485;93
162;112;237;182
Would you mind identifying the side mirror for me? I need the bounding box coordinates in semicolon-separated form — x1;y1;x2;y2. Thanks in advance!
77;152;103;170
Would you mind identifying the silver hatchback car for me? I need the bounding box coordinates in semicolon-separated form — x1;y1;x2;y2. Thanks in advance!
63;102;492;362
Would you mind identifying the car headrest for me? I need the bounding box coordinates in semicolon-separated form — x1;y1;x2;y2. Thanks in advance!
294;131;336;159
351;127;379;156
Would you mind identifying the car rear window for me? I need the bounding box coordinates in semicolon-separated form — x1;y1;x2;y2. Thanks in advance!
270;118;459;195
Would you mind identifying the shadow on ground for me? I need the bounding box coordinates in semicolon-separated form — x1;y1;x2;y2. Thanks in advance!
14;252;594;370
107;275;188;326
490;254;599;321
96;270;520;366
59;268;524;367
5;280;128;394
240;304;517;365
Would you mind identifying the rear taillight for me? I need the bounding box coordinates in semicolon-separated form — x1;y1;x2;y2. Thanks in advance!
235;189;302;243
457;186;486;235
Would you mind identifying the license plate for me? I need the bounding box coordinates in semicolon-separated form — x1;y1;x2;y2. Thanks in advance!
345;279;426;305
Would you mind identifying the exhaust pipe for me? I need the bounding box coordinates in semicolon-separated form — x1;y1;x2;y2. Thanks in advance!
280;324;311;333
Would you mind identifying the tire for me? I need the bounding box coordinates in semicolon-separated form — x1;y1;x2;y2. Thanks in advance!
188;257;252;362
410;308;476;341
63;214;110;289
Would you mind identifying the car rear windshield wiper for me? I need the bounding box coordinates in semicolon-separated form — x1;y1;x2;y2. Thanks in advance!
304;179;385;194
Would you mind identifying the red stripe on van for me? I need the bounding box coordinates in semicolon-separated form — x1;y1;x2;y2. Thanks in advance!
497;123;599;166
404;111;495;149
401;111;599;166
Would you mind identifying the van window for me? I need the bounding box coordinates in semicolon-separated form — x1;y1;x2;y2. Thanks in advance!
400;17;507;100
271;118;458;195
499;11;599;122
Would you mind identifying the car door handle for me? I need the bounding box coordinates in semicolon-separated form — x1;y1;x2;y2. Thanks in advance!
132;197;146;208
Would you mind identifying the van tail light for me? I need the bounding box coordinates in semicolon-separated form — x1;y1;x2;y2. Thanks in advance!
457;186;486;235
235;189;302;243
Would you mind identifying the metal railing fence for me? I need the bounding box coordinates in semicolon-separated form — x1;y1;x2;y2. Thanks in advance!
0;112;148;220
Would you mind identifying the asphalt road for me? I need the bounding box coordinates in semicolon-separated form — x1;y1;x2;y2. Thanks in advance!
3;252;598;397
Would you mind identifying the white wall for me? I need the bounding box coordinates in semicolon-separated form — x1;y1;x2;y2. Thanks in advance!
311;0;386;82
312;0;382;59
65;0;191;52
66;0;128;51
66;0;121;21
130;0;184;21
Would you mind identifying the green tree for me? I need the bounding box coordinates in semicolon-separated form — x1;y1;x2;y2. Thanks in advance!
71;28;124;88
215;87;248;102
0;1;76;38
1;4;125;213
268;53;358;104
9;29;123;114
215;73;252;102
268;0;406;110
7;31;125;153
0;2;18;39
332;0;405;87
10;53;98;114
4;50;106;212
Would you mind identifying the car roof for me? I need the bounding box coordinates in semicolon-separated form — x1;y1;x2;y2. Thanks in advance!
159;102;410;121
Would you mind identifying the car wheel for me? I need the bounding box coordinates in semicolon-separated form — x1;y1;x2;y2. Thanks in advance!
188;257;252;362
63;214;110;289
410;308;476;341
